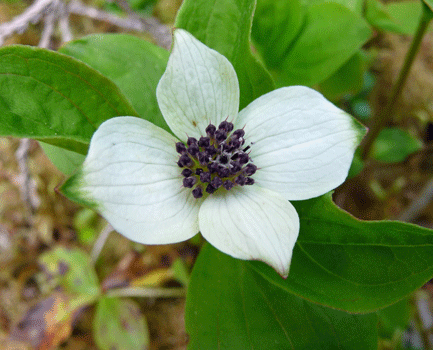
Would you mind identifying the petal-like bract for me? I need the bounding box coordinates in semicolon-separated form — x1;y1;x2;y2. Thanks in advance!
156;29;240;141
237;86;365;200
63;117;200;244
198;186;299;277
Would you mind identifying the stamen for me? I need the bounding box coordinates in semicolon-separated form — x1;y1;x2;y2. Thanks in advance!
219;154;229;164
188;144;199;157
176;142;187;154
206;184;216;194
232;129;245;138
205;124;216;137
178;154;193;167
230;161;242;174
218;121;234;133
211;176;223;189
223;180;234;190
187;137;198;146
183;176;196;188
198;136;210;148
215;130;227;143
200;172;211;183
238;152;249;165
245;177;254;185
235;175;246;186
217;166;230;178
176;122;257;198
181;168;193;177
192;186;203;198
244;164;257;176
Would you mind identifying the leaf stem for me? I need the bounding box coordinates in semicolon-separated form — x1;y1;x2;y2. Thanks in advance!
105;287;187;298
360;5;433;160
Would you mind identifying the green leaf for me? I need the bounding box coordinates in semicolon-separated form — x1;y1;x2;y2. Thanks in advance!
73;208;99;245
39;247;100;300
38;142;85;175
365;0;413;35
386;1;423;36
319;52;365;100
94;297;149;350
377;298;411;339
300;0;364;14
0;45;138;154
186;244;378;349
59;34;170;132
371;127;423;163
250;193;433;313
252;0;305;68
276;2;372;87
175;0;275;109
347;151;364;179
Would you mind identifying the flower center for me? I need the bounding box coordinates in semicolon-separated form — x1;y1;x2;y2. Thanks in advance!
176;121;257;199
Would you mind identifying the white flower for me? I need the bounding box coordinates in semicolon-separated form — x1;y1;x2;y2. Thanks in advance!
62;29;364;277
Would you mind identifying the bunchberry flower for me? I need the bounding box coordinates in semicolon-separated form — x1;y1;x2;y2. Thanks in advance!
62;29;365;277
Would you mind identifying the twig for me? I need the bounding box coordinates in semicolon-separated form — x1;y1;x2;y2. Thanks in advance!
39;3;57;48
360;6;433;160
105;286;187;299
0;0;56;46
58;1;73;43
397;177;433;222
414;291;433;350
91;223;113;263
68;0;172;49
15;139;39;218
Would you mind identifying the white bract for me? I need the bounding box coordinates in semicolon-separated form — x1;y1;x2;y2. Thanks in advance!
62;29;365;277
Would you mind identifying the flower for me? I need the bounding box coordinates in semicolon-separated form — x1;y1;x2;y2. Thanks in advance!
62;29;365;277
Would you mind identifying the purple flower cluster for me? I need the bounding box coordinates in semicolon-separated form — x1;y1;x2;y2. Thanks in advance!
176;121;257;198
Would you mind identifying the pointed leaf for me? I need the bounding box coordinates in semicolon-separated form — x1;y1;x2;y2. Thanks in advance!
386;1;422;35
59;34;170;132
186;244;378;349
0;45;137;154
252;0;305;68
277;2;372;87
251;194;433;313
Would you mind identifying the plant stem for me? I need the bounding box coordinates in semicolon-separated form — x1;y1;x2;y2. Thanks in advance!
360;5;433;160
91;222;113;264
105;286;187;298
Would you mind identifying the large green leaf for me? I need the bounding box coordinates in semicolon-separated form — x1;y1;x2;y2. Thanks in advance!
94;297;149;350
377;298;411;339
365;0;415;35
186;244;378;350
319;52;365;100
59;34;170;132
386;1;423;36
39;141;85;175
300;0;364;14
175;0;275;109
252;0;305;68
276;2;372;87
250;194;433;313
0;46;137;154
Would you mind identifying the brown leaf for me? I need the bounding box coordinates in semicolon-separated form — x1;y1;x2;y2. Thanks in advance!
9;292;83;350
